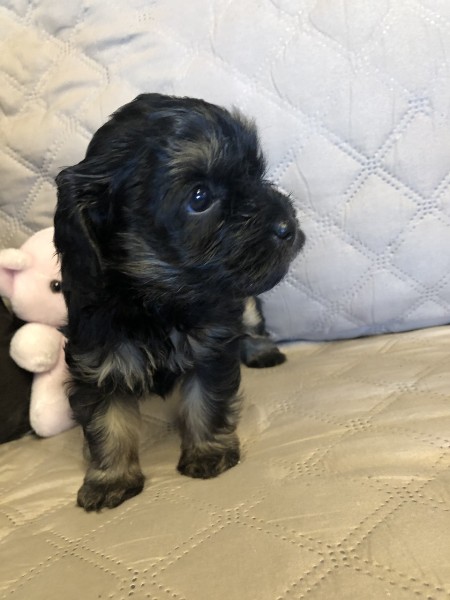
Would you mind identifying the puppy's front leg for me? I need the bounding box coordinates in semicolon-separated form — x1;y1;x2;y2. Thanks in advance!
177;339;242;479
74;393;144;511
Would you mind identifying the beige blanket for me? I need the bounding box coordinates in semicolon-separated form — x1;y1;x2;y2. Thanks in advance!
1;325;449;599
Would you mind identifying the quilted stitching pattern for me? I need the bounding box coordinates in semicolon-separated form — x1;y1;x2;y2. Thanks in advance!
2;1;450;341
1;326;450;598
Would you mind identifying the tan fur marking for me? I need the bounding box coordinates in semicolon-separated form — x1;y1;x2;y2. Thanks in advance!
75;343;155;391
88;398;142;477
243;297;261;329
180;376;211;444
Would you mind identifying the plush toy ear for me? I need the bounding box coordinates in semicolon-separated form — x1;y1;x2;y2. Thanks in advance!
0;249;32;298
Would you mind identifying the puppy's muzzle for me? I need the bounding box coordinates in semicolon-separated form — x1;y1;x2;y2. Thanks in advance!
273;219;294;241
272;213;305;256
267;188;305;254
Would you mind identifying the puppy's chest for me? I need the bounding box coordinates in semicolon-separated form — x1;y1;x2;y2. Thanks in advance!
144;329;194;397
165;328;194;373
81;328;192;398
133;328;194;383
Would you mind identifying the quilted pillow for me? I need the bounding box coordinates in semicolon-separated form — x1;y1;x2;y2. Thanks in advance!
2;0;450;341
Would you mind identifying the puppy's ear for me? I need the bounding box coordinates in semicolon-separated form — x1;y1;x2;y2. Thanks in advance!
54;159;111;291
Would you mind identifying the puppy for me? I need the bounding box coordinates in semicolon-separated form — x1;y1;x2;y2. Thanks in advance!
54;93;304;511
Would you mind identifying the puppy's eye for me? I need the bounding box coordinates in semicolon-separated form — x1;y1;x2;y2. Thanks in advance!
50;280;62;293
188;187;213;213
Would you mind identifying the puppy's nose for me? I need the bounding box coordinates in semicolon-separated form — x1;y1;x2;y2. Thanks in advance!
273;219;295;241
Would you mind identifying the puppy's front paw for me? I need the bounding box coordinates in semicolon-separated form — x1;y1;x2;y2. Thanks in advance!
77;473;145;511
177;440;240;479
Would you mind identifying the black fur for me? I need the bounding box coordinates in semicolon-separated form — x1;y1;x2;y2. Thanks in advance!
54;93;304;511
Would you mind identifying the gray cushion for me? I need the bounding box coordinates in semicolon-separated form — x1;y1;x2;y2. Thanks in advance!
2;0;450;340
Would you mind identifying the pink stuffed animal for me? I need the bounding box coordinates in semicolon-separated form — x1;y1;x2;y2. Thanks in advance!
0;227;75;437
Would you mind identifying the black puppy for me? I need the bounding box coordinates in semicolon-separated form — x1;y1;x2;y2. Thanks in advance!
54;93;304;511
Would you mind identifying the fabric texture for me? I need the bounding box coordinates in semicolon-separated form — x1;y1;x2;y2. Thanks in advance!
1;325;450;599
2;0;450;341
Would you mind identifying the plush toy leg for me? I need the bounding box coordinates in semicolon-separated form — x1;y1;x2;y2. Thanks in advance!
29;350;75;437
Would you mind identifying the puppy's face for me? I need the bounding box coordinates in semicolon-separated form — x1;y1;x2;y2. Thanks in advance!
56;94;304;300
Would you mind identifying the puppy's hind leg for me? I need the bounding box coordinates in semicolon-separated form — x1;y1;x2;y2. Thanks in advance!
240;297;286;368
74;391;144;511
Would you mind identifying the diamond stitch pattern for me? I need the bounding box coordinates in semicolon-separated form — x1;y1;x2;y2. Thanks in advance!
2;0;450;339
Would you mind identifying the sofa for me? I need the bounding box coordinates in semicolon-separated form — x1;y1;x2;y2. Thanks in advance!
1;1;450;598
